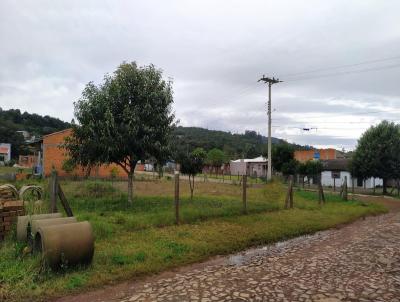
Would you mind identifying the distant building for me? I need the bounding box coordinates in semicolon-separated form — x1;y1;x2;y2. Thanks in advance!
18;154;39;168
230;156;268;177
294;148;345;162
27;128;145;178
16;130;30;141
321;159;382;189
0;143;11;163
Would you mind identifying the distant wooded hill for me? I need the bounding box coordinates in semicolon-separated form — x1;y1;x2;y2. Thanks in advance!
0;108;71;158
0;108;303;160
171;126;295;159
0;108;70;137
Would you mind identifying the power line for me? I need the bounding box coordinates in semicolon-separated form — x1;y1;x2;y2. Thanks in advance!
273;109;400;121
273;126;369;130
280;54;400;78
284;62;400;82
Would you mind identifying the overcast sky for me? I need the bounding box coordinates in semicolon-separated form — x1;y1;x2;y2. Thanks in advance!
1;1;399;150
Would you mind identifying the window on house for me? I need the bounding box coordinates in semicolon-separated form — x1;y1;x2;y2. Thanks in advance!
331;171;340;179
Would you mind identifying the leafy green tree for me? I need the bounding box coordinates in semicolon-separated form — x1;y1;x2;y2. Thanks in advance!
305;160;323;185
297;162;307;187
65;62;175;203
61;158;76;175
270;143;295;172
281;159;299;177
180;148;206;199
352;121;400;194
207;148;225;175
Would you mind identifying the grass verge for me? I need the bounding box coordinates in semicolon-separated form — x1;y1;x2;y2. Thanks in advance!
0;181;387;301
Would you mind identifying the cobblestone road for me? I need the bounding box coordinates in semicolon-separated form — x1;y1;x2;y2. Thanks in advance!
116;213;400;302
56;201;400;302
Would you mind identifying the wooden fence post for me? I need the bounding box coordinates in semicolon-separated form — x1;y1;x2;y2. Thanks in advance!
57;183;74;217
242;175;247;214
285;175;294;209
333;178;336;192
289;175;294;208
174;171;180;224
342;176;348;201
50;170;58;213
318;177;325;205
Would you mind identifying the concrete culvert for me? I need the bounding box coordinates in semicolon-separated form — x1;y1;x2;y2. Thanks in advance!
19;185;43;202
35;221;94;270
31;217;77;238
17;213;63;242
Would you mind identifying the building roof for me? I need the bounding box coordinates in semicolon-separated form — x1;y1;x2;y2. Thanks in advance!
42;128;72;138
231;156;268;163
321;159;349;171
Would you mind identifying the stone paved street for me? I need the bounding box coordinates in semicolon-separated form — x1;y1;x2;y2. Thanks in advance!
55;200;400;302
116;213;400;302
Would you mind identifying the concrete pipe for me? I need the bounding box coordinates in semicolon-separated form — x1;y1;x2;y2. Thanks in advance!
31;217;77;236
16;213;62;242
0;184;19;200
35;221;94;270
19;185;43;202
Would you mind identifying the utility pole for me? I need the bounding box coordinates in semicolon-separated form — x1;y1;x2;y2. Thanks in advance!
258;76;282;181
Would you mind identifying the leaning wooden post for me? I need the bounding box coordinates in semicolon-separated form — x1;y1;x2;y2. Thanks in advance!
57;183;74;217
50;169;58;213
242;175;247;214
342;176;348;201
174;171;180;224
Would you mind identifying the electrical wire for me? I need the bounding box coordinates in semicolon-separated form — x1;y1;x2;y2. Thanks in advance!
284;63;400;82
273;109;400;121
280;54;400;78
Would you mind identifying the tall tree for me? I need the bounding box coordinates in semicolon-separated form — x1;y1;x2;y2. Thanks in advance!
270;143;295;172
180;148;206;199
305;160;323;184
207;148;225;174
65;62;175;203
352;121;400;194
281;159;299;177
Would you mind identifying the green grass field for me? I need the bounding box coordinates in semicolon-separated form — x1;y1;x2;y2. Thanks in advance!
0;179;387;301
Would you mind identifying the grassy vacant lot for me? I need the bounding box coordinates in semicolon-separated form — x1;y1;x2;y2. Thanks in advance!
0;166;31;174
0;177;387;302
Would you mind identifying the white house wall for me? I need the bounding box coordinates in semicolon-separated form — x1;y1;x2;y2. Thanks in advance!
230;161;247;176
321;170;383;189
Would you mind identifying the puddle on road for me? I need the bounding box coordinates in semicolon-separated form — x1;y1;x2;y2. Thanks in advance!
225;231;330;266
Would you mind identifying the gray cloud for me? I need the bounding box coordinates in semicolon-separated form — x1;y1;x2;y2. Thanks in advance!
1;0;399;150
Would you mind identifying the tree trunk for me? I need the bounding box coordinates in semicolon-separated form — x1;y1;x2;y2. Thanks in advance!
373;178;376;195
189;175;194;200
383;178;387;195
128;172;134;204
84;165;92;179
397;179;399;196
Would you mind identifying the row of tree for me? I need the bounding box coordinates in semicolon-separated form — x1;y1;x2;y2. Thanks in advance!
273;121;400;195
64;61;400;203
271;143;323;184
